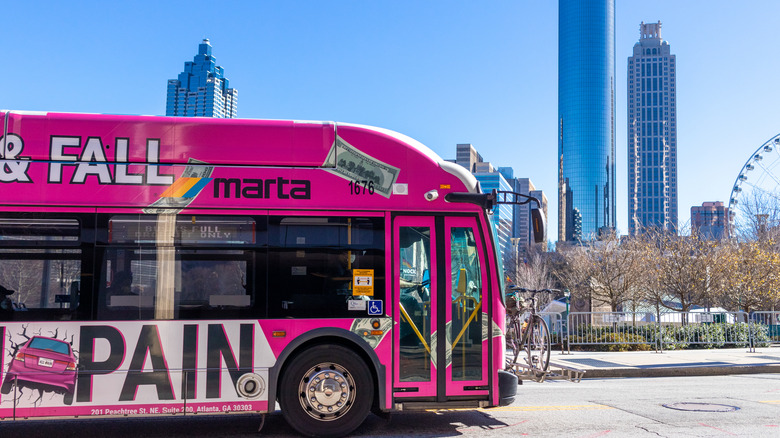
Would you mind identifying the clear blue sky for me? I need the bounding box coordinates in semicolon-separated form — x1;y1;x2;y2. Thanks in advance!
6;1;780;241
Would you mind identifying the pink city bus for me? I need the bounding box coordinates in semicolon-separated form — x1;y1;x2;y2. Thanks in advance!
0;111;544;437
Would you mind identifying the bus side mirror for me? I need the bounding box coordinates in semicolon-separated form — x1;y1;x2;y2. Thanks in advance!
531;208;546;244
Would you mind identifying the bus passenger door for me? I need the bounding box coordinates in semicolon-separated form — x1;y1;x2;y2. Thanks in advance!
393;215;488;401
393;217;437;397
444;216;488;397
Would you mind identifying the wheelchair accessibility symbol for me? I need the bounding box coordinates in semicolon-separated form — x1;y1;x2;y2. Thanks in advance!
368;300;383;316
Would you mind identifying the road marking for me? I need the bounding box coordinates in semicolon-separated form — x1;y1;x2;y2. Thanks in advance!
488;405;614;412
429;405;613;413
579;431;612;438
760;400;780;404
699;423;737;436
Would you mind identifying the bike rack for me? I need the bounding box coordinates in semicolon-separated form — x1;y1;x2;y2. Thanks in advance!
546;360;586;383
506;358;586;383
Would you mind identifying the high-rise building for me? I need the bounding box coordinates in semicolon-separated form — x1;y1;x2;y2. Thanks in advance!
692;202;729;240
166;39;238;118
627;21;678;235
558;0;616;242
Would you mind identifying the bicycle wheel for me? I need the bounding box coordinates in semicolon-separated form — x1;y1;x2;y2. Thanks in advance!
525;317;551;376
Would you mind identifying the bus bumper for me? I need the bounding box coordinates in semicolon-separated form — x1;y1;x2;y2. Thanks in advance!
497;370;518;406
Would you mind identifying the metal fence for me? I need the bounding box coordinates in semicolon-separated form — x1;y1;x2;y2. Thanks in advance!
540;311;564;336
566;312;659;353
750;311;780;345
564;311;760;353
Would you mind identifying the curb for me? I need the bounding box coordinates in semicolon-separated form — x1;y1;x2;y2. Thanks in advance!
582;364;780;379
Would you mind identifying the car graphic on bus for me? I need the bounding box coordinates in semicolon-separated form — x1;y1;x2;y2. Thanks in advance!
1;336;78;405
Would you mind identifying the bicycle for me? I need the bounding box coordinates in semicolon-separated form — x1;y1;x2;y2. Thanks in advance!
505;287;557;379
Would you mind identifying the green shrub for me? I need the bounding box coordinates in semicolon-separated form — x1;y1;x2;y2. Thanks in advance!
594;333;653;352
566;322;772;350
566;333;653;352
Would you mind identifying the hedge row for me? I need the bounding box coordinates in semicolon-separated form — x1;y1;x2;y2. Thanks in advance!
566;323;771;351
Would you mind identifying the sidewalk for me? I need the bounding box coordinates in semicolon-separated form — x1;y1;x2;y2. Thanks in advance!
547;346;780;378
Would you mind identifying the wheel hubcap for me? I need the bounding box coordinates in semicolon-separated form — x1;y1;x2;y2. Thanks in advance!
298;363;356;421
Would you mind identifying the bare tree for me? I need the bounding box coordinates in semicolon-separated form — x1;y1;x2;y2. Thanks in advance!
555;231;646;312
733;190;780;243
718;239;780;313
642;230;725;317
514;246;554;290
503;243;556;309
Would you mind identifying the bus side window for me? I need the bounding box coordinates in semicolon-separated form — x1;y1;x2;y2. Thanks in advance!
97;266;154;321
0;253;82;321
178;257;252;318
99;214;263;320
0;215;83;321
267;216;384;318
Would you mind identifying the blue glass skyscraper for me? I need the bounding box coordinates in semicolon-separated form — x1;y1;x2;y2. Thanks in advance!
166;39;238;118
558;0;616;241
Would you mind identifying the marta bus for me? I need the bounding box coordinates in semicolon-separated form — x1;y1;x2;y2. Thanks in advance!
0;111;544;437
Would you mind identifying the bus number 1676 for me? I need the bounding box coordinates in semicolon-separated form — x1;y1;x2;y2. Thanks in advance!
349;180;375;195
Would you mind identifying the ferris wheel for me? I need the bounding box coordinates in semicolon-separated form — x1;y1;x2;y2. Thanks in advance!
729;134;780;227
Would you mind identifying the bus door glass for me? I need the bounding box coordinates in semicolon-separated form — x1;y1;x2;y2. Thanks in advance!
393;215;488;399
393;217;436;397
445;216;488;395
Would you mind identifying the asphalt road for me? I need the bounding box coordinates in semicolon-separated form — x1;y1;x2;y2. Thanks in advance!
3;374;780;437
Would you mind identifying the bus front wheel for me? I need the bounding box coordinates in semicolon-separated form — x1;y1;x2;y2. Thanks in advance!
279;344;373;438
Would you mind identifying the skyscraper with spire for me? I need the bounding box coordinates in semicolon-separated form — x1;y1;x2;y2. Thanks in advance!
627;21;678;234
166;39;238;118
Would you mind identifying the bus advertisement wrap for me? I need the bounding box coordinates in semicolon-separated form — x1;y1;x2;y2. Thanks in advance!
0;318;394;419
1;321;271;417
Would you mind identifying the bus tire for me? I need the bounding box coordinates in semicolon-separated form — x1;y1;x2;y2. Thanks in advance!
279;344;373;438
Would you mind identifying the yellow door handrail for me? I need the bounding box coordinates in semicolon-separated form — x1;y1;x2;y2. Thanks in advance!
452;301;482;349
399;302;431;354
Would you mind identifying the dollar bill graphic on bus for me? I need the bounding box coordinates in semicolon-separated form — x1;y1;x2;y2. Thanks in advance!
144;158;215;214
323;136;400;198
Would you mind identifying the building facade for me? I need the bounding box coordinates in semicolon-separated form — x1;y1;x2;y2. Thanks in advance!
691;202;729;240
504;173;549;252
455;143;484;173
558;0;616;242
166;39;238;118
628;21;678;235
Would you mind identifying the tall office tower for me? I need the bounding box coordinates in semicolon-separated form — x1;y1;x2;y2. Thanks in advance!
558;0;616;242
691;202;729;240
627;21;678;235
166;39;238;118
